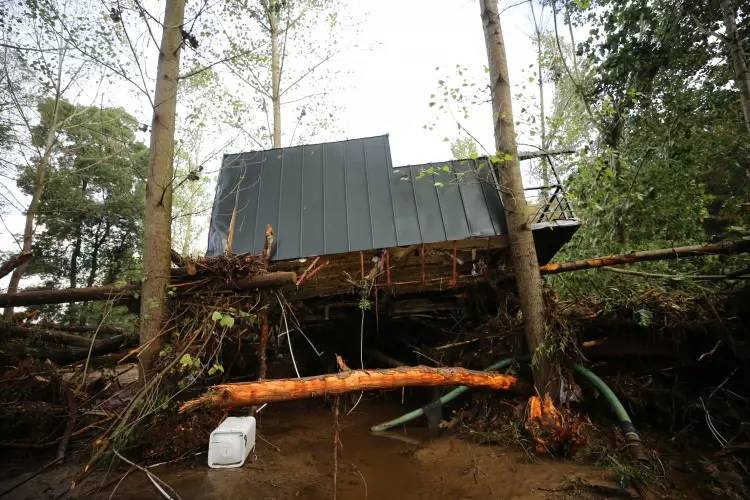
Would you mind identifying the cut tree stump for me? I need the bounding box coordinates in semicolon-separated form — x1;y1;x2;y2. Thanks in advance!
180;365;522;412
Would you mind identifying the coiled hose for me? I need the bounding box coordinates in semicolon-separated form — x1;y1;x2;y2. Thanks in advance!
371;359;647;460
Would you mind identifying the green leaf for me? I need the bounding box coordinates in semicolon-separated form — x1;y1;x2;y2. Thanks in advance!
211;311;223;322
179;353;193;367
219;315;235;328
208;363;225;376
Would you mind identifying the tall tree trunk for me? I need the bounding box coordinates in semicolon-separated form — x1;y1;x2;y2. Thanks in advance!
721;0;750;134
139;0;185;376
270;6;282;148
480;0;559;400
3;110;59;320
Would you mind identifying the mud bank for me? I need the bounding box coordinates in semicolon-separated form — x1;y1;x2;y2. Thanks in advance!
2;398;627;499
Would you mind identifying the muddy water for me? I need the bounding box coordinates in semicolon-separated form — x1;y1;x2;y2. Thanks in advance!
108;398;613;499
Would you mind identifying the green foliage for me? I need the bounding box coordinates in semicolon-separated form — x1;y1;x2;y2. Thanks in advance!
17;99;147;322
450;136;479;160
211;311;236;329
543;0;750;303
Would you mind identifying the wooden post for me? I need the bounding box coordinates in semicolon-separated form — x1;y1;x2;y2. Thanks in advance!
480;0;559;399
257;307;269;380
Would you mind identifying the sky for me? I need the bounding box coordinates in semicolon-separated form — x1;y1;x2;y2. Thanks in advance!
328;0;541;166
1;0;559;288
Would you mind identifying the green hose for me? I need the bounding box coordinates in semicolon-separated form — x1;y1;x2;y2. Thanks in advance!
371;359;634;432
370;358;514;432
571;363;631;424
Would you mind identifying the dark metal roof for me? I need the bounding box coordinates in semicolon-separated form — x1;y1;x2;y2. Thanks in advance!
206;135;509;260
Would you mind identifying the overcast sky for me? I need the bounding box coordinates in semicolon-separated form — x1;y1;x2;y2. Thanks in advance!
1;0;555;287
329;0;542;166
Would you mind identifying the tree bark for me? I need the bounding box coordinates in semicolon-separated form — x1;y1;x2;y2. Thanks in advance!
180;365;521;412
139;0;186;375
480;0;559;400
270;5;282;148
0;271;297;307
721;0;750;134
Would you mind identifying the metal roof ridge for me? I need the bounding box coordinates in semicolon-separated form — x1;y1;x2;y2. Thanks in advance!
222;134;391;157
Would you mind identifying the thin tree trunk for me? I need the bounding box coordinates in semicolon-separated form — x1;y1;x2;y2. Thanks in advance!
181;212;192;256
69;225;82;289
180;366;522;412
721;0;750;134
3;40;69;321
270;6;282;148
3;114;58;321
139;0;186;376
80;221;109;325
538;239;750;274
531;3;549;196
480;0;559;400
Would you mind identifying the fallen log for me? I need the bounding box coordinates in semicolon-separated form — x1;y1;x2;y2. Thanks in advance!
0;271;297;307
0;251;32;280
21;335;136;364
539;239;750;275
36;323;126;336
1;323;132;349
179;365;521;412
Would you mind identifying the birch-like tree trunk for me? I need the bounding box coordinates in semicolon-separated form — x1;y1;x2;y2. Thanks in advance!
2;101;61;320
721;0;750;135
530;3;549;196
479;0;560;400
269;3;282;148
139;0;185;375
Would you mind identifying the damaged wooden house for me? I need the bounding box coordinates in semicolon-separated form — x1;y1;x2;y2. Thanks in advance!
207;135;579;322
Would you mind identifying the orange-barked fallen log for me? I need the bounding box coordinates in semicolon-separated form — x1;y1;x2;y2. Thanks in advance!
179;365;521;412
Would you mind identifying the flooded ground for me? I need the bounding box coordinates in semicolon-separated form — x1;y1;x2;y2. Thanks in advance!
1;397;628;499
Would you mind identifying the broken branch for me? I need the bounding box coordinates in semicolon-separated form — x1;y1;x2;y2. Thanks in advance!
0;251;32;280
539;239;750;275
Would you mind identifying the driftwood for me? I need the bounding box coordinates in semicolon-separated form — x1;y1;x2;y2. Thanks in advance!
180;365;521;412
0;271;297;307
0;251;32;280
539;239;750;275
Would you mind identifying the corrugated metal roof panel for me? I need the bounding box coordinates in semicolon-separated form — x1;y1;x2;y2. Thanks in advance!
206;135;509;259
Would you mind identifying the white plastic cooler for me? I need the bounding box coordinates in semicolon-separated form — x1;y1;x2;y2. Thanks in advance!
207;416;256;468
